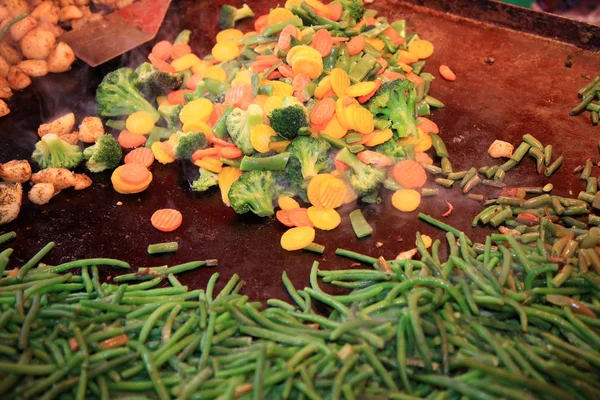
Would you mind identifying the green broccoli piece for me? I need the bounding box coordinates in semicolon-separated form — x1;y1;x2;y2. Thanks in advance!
83;134;122;173
172;131;207;159
219;3;255;30
269;96;308;140
158;103;184;129
96;67;160;121
228;170;283;217
191;168;218;192
32;133;83;170
336;147;385;196
286;136;332;187
133;62;182;100
373;139;406;161
338;0;365;21
226;104;263;155
366;78;418;138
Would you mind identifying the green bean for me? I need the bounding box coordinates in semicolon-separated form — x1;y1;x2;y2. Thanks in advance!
18;294;41;350
334;248;377;264
349;209;373;238
414;375;493;400
17;242;55;280
545;155;564;176
0;231;16;245
435;177;454;188
419;213;471;244
430;134;448;157
448;171;468;180
127;341;169;400
459;167;477;188
522;134;543;150
148;242;179;254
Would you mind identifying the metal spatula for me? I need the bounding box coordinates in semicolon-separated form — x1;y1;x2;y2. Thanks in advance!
60;0;172;67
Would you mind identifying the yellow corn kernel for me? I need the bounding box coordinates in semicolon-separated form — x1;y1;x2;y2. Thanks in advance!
171;54;202;72
126;111;155;135
278;195;300;210
203;66;227;83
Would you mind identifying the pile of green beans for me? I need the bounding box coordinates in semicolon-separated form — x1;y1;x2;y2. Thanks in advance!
2;215;600;400
570;76;600;126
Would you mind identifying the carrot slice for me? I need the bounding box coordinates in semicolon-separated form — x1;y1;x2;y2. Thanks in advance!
208;136;236;147
417;117;440;134
118;130;147;149
375;57;388;75
357;79;382;104
312;29;333;57
220;146;243;159
328;1;343;21
357;151;392;167
225;83;253;110
171;43;192;60
276;210;294;227
288;208;313;227
255;14;269;34
168;90;192;105
278;64;296;79
439;65;456;81
268;70;283;80
186;73;203;90
119;163;150;186
415;152;433;165
278;24;300;52
392;160;427;189
151;209;183;232
192;147;220;161
406;72;424;88
124;147;155;168
331;37;349;44
347;35;366;56
310;98;336;126
381;71;405;82
148;53;176;73
152;40;173;61
353;130;378;146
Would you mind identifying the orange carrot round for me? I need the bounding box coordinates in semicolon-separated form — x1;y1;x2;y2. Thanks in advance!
357;151;392;167
225;83;253;109
254;14;269;34
439;65;456;81
118;130;147;149
171;43;191;60
220;146;243;159
148;53;176;73
328;1;343;21
276;210;294;227
192;147;220;161
186;73;203;90
151;209;183;232
312;29;333;57
347;35;366;56
119;163;150;186
417;117;440;134
415;152;433;165
392;160;427;189
124;147;155;168
278;63;296;79
288;208;313;227
278;24;300;52
151;40;173;61
310;98;336;126
208;136;236;147
167;90;191;105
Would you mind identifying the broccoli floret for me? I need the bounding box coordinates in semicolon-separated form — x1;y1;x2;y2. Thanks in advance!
219;3;255;29
32;133;83;170
336;147;385;196
286;136;332;187
191;168;218;192
172;131;207;159
226;104;263;155
373;139;406;161
269;97;309;140
228;170;283;217
83;134;122;173
96;67;160;122
158;103;184;129
133;62;182;100
366;78;418;138
338;0;365;21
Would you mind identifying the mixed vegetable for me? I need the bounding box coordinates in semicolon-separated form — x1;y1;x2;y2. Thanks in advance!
571;75;600;126
89;0;455;244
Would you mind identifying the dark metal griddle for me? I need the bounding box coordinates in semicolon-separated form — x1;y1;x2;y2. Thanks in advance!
0;0;599;303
